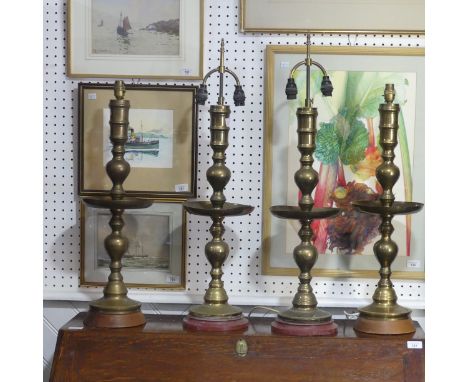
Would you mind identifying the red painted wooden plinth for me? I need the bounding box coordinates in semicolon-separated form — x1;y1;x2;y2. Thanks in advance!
183;315;249;332
271;318;338;336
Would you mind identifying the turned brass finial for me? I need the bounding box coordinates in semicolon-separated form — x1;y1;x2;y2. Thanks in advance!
384;83;395;103
219;38;225;72
114;80;126;100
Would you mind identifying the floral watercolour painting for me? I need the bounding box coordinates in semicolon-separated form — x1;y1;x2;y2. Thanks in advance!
263;46;424;279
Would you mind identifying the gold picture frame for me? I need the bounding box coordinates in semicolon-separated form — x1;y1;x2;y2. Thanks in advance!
80;200;186;289
67;0;204;79
240;0;424;35
263;45;425;279
78;82;198;199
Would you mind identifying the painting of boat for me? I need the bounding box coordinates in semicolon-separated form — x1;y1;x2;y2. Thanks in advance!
127;240;149;259
117;12;132;37
126;123;159;156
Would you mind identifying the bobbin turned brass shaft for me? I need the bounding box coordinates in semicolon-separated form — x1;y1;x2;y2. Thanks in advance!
83;81;151;325
277;106;333;323
184;40;253;321
271;35;338;326
353;84;424;334
189;105;243;319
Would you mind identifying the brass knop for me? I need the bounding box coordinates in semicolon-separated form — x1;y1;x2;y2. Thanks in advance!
114;80;126;100
384;83;395;103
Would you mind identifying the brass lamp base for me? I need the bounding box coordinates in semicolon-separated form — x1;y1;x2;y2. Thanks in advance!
183;304;248;332
272;308;338;336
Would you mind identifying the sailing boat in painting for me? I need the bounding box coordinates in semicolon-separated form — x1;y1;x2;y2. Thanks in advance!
117;12;132;37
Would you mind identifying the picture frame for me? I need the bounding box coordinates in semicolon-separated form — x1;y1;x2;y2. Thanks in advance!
80;200;186;289
263;46;425;279
78;83;198;199
67;0;204;79
240;0;424;34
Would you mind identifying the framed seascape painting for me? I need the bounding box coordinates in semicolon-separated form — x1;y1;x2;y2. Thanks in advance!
68;0;203;79
263;46;425;279
80;201;185;288
78;83;197;199
240;0;424;34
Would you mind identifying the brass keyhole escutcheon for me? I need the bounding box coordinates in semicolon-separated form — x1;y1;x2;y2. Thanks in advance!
235;339;248;357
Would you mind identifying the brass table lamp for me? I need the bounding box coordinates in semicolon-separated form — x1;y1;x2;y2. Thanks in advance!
352;84;424;335
270;35;340;336
82;81;152;328
183;39;254;332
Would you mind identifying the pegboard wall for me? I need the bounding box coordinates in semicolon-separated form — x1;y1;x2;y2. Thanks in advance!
43;0;425;309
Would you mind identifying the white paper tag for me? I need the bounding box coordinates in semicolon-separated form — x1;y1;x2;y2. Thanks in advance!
175;184;189;192
69;326;83;330
407;260;421;269
166;275;180;284
280;61;290;68
180;68;192;76
87;93;97;100
407;341;423;349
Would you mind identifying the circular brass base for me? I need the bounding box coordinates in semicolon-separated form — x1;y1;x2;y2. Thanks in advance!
183;315;248;332
278;307;333;323
83;308;146;328
189;303;243;319
271;318;337;336
354;316;416;335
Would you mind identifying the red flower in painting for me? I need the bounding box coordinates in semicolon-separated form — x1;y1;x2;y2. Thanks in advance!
327;182;381;254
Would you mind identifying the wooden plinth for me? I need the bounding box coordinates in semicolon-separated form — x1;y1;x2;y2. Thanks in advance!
183;315;249;332
50;313;424;382
83;309;145;328
354;316;416;335
271;318;338;336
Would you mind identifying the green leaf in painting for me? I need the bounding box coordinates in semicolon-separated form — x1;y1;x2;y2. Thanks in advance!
340;119;368;165
315;122;342;164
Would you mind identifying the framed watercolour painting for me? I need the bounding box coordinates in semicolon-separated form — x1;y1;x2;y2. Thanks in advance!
68;0;203;79
78;83;197;199
80;201;185;288
240;0;424;34
263;46;425;279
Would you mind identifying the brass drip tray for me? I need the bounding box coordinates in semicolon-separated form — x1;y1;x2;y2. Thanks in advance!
183;201;254;217
270;205;339;220
83;196;153;210
352;200;424;215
